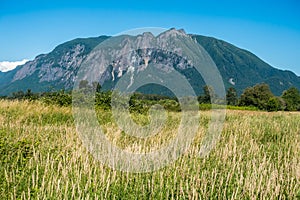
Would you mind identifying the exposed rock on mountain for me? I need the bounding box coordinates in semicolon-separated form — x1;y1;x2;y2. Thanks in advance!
0;29;299;96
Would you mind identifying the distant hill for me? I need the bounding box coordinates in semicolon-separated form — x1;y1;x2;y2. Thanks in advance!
0;29;299;96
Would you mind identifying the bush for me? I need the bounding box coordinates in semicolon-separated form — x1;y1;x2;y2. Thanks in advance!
266;97;280;112
281;87;300;111
41;90;72;106
239;83;275;110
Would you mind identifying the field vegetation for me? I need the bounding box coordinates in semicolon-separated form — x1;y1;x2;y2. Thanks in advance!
0;99;299;199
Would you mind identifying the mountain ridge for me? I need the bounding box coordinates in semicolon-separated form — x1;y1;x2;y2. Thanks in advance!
192;34;300;95
0;29;299;96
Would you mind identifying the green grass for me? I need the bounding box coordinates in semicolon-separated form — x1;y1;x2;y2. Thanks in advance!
199;103;259;111
0;100;299;199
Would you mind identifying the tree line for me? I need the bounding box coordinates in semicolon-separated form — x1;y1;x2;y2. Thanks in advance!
225;83;300;111
1;81;299;112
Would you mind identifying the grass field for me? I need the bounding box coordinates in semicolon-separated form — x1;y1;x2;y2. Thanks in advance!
0;100;299;199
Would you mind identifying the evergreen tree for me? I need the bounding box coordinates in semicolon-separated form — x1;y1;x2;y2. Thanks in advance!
25;89;33;99
226;87;238;106
198;85;215;104
92;82;102;93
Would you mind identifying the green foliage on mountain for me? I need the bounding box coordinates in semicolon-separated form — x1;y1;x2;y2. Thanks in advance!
0;36;109;95
47;36;110;61
192;35;300;96
0;32;299;97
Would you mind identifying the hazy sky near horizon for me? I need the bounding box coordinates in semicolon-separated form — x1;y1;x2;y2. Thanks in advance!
1;0;300;75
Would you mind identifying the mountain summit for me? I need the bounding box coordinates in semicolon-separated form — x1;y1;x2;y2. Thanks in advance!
0;29;299;96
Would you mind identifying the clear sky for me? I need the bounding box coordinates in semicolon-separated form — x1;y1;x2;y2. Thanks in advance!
1;0;300;75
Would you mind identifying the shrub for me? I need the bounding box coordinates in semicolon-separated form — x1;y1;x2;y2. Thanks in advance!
239;83;275;110
281;87;300;111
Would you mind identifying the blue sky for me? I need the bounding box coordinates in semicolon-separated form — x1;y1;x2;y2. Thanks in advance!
1;0;300;75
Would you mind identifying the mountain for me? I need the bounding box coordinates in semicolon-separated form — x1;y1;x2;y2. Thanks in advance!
0;29;299;96
193;35;300;95
0;36;109;95
86;29;213;97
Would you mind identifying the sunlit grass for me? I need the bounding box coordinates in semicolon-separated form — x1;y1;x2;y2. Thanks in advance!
0;100;299;199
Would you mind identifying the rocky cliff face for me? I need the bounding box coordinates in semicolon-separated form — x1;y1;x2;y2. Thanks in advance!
0;29;299;96
76;28;209;96
14;44;86;86
0;36;108;95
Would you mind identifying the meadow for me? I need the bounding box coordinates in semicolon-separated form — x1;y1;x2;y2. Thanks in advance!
0;100;299;199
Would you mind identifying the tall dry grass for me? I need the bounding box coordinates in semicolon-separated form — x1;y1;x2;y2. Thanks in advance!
0;100;299;199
